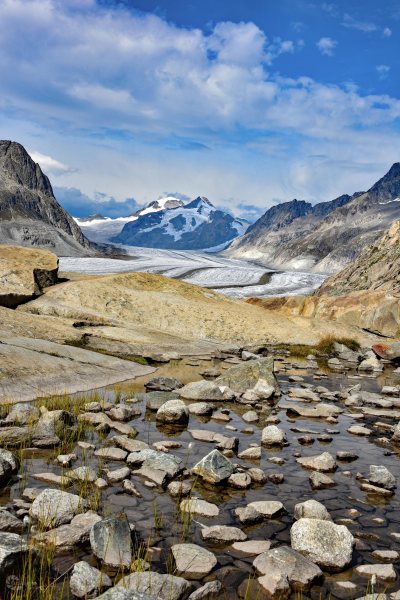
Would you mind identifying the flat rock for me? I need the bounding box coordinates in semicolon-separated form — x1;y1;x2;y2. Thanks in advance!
180;498;219;517
354;563;396;582
171;543;217;580
297;452;337;472
247;500;285;519
145;377;183;392
113;436;149;453
290;518;354;572
309;472;336;489
347;425;372;436
107;467;131;483
116;571;193;600
94;447;128;461
127;449;182;478
231;540;271;555
35;511;101;550
201;525;247;545
238;446;261;460
228;472;251;489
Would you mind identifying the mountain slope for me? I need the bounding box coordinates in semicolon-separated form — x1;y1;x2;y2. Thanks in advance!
317;219;400;296
227;163;400;273
0;140;95;256
112;196;249;250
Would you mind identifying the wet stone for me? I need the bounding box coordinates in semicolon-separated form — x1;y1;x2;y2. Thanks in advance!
309;472;336;489
294;499;331;521
253;546;323;590
228;472;251;489
171;543;217;580
192;449;234;484
297;452;337;472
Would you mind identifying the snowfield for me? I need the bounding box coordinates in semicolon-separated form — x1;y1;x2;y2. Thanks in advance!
60;246;326;298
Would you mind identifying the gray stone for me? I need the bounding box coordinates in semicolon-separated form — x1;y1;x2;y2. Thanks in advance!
247;501;285;518
368;465;396;490
290;518;354;572
238;446;261;460
156;400;189;424
294;500;331;521
94;447;128;461
309;472;336;489
0;449;19;485
262;425;287;446
116;571;193;600
0;532;29;577
56;453;77;467
188;402;214;416
122;480;142;497
107;405;141;422
188;581;222;600
127;449;182;478
297;452;337;472
242;410;259;423
167;481;192;497
180;498;219;517
0;510;24;533
215;356;279;396
371;550;399;562
201;525;247;545
179;380;235;401
172;543;217;580
96;589;156;600
192;449;234;484
228;473;251;489
347;425;372;436
141;391;176;411
354;563;396;582
145;377;183;392
30;489;88;529
70;561;112;598
3;402;40;426
234;505;263;525
90;513;132;570
107;467;131;483
68;466;97;483
34;511;102;550
231;540;271;555
113;436;149;453
253;546;323;590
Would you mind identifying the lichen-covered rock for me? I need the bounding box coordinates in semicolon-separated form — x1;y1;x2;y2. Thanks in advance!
290;518;354;572
30;489;87;529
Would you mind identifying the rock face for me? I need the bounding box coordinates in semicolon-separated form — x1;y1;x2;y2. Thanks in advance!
0;140;94;256
112;196;248;250
290;518;354;571
0;245;59;308
227;163;400;274
318;219;400;296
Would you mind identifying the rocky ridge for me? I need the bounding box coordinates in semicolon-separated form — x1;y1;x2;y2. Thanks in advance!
227;163;400;273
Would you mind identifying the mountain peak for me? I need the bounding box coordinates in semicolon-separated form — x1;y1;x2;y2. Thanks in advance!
368;161;400;200
184;196;214;210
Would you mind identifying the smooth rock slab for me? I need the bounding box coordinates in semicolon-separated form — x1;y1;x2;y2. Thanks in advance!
180;498;219;517
171;543;217;580
231;540;271;555
297;452;337;472
30;489;88;529
70;561;112;598
290;518;354;572
90;513;132;570
192;449;234;484
253;546;323;590
201;525;247;545
116;571;193;600
94;447;128;461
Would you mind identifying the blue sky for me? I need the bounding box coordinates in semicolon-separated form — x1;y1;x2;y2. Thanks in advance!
0;0;399;218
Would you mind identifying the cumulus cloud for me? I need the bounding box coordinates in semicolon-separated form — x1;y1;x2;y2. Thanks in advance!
316;37;338;56
29;151;73;174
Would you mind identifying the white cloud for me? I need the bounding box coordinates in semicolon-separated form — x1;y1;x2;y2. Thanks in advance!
342;13;377;32
29;151;73;174
316;37;338;56
376;64;390;79
383;27;392;38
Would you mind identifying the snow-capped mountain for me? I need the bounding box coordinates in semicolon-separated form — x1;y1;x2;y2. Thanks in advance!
75;195;249;249
112;196;250;250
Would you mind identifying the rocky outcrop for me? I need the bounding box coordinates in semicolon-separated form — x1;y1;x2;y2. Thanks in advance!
0;140;94;256
317;220;400;296
227;163;400;273
0;245;58;308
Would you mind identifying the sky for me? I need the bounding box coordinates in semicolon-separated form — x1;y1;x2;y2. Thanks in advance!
0;0;399;218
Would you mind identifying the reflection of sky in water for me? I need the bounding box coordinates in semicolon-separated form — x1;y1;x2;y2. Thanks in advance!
60;248;326;298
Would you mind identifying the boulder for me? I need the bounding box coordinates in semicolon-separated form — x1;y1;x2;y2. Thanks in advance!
253;546;323;590
215;356;279;396
294;500;331;521
70;561;112;598
262;425;287;446
290;518;354;572
116;571;193;600
171;543;217;580
156;400;189;425
192;449;234;484
297;452;337;472
0;532;30;578
145;377;183;392
127;449;182;478
140;391;176;411
90;513;132;570
30;489;88;529
368;465;396;490
179;380;235;402
2;402;40;426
